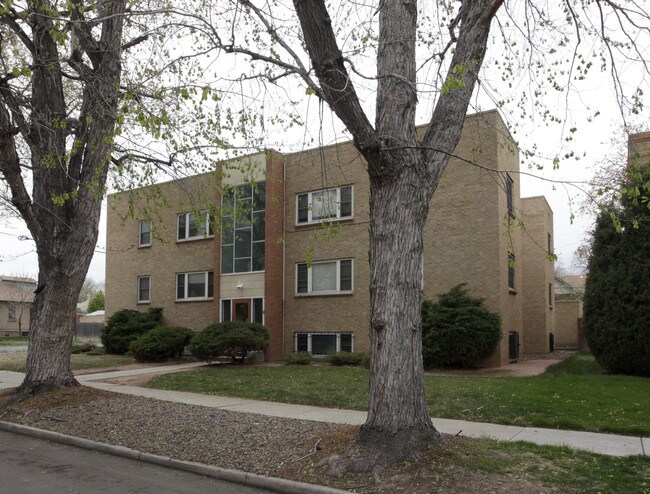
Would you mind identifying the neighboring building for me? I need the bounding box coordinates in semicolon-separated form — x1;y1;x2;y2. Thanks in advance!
0;275;36;337
520;196;556;354
106;110;555;366
554;275;585;349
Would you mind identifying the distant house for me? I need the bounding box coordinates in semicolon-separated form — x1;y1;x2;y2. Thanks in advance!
554;274;586;349
0;275;36;337
106;110;556;367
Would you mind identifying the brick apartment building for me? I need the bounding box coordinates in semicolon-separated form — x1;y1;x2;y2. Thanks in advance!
106;110;556;366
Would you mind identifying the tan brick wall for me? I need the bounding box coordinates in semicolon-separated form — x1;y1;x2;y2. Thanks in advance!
283;139;371;354
629;132;650;165
555;298;582;348
421;111;523;366
282;110;525;366
106;172;219;331
520;196;555;354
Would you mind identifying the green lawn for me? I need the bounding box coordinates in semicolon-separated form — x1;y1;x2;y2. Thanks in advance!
146;354;650;436
0;353;134;373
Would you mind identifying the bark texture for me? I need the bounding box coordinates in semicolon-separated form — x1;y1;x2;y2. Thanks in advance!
294;0;503;475
0;0;126;396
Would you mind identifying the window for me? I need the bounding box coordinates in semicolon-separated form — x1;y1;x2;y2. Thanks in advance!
7;307;16;321
176;271;214;300
548;282;553;308
295;332;353;355
139;220;152;247
296;259;353;294
506;175;514;218
547;233;553;256
220;298;264;324
177;211;214;241
297;185;353;224
137;276;150;303
508;253;515;292
221;183;265;274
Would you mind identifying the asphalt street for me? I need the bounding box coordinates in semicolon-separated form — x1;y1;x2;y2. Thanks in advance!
0;430;274;494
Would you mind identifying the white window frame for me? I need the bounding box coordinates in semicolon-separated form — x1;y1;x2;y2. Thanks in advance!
296;185;353;225
295;259;353;295
137;276;151;303
294;332;354;354
138;220;152;247
177;211;214;241
176;271;214;301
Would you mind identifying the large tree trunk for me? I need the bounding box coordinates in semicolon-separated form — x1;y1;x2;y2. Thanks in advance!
326;167;442;478
0;0;126;400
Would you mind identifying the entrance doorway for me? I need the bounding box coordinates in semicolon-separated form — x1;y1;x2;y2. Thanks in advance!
233;299;251;322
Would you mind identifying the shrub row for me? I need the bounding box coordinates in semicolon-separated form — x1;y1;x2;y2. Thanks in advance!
103;309;270;363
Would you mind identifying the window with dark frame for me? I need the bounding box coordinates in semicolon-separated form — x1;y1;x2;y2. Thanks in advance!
547;232;552;256
548;282;553;307
293;332;354;355
137;276;150;303
176;271;214;300
221;182;265;274
177;211;214;241
296;185;353;224
139;220;151;247
296;259;353;294
508;253;515;292
506;175;514;218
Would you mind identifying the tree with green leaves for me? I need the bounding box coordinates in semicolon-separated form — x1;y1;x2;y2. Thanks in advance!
584;157;650;377
0;1;223;398
86;290;105;313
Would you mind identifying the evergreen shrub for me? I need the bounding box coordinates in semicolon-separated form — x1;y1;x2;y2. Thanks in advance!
101;307;163;354
189;321;269;363
421;284;501;368
129;326;194;362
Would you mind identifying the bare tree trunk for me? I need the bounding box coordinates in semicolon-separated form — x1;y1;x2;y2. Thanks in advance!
0;0;126;399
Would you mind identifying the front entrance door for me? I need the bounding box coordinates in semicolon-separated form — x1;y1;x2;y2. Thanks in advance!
233;299;251;322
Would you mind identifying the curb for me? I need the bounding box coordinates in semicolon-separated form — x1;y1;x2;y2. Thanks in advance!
0;421;350;494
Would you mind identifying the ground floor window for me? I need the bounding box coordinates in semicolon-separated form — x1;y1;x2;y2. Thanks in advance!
220;297;264;324
294;332;353;355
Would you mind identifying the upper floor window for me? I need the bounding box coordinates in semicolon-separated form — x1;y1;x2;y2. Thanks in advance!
137;276;151;303
177;210;214;241
176;271;214;300
139;220;152;247
548;282;553;308
506;175;514;218
547;233;553;256
508;253;516;292
297;185;353;224
221;182;265;274
296;259;353;295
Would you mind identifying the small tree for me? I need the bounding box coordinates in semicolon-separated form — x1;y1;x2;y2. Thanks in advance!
583;161;650;377
421;284;501;369
87;291;105;313
189;321;269;363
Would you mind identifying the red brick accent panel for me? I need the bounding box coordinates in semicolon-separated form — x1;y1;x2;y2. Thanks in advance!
264;151;285;360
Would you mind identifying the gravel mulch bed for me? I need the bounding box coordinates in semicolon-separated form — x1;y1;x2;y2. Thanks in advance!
0;386;563;493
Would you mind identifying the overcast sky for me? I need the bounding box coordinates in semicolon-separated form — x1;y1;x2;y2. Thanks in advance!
1;3;648;283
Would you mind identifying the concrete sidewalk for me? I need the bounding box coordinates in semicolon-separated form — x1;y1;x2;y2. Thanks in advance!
1;365;647;458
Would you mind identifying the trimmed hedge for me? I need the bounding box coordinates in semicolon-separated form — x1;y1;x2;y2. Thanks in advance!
284;352;313;366
129;326;194;362
189;321;269;363
421;284;501;368
327;352;369;367
70;341;98;354
101;307;163;355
